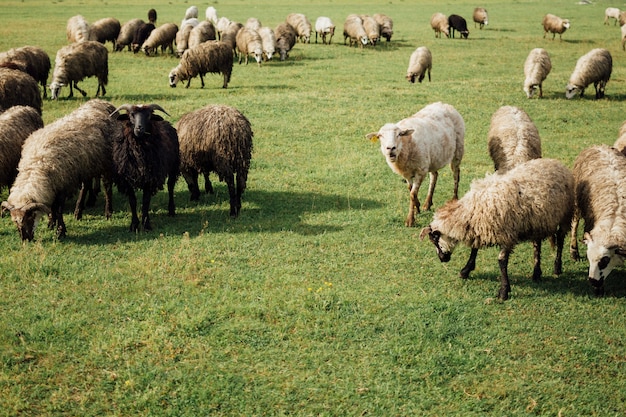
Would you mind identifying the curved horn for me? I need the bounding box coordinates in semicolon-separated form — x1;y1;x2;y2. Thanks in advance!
22;202;51;214
110;104;134;119
148;103;170;117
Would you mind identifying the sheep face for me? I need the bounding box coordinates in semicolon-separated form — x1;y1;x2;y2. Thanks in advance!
525;84;539;98
49;81;65;100
2;202;50;242
168;69;180;88
584;233;626;294
565;83;581;99
253;47;263;65
420;226;458;262
360;36;369;46
368;124;413;164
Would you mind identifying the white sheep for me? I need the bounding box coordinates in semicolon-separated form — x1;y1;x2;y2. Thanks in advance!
343;14;368;48
315;16;335;44
286;13;312;43
405;46;432;84
258;27;276;60
366;102;465;227
605;7;621;25
216;17;232;40
49;41;108;100
206;6;218;25
542;14;570;41
473;7;488;29
360;15;380;46
188;21;217;50
570;145;626;296
565;48;612;99
236;28;263;66
523;48;552;98
421;158;574;301
175;22;196;57
168;41;233;89
430;12;449;38
66;15;90;43
184;6;199;21
245;17;262;32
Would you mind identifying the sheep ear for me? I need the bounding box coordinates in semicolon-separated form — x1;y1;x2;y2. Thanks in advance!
1;201;12;217
419;226;432;240
399;129;414;137
583;232;592;245
365;132;379;142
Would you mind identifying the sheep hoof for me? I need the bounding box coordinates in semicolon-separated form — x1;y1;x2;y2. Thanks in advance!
497;286;510;301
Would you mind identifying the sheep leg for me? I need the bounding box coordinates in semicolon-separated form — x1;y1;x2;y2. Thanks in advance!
86;177;101;207
423;171;437;211
68;82;74;98
406;180;420;227
167;174;176;217
225;173;239;218
102;177;113;220
141;190;152;231
52;195;67;239
74;181;91;220
570;213;581;261
199;74;205;88
127;189;140;232
532;240;542;281
497;248;512;301
460;248;479;279
73;81;87;97
96;81;106;97
554;227;566;276
183;171;201;200
204;173;214;194
185;78;192;88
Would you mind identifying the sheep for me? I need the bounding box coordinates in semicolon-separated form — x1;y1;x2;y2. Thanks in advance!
115;18;144;52
148;8;157;25
430;13;449;38
275;22;297;61
216;17;232;39
315;16;335;44
1;99;116;241
542;14;570;41
142;23;178;56
131;22;155;53
365;102;465;227
0;67;42;114
565;48;612;99
110;104;179;232
373;13;393;42
184;6;199;21
175;22;196;57
613;121;626;156
286;13;312;43
188;21;217;49
66;15;90;43
0;106;44;193
177;104;253;218
523;48;552;98
206;6;218;25
236;28;263;66
619;11;626;26
49;40;108;100
360;15;380;46
168;41;233;89
406;46;432;84
0;45;51;98
88;17;121;50
570;145;626;296
245;17;262;32
343;15;369;48
220;21;243;54
621;24;626;51
605;7;620;25
473;7;488;29
258;26;276;60
448;14;469;39
421;158;574;301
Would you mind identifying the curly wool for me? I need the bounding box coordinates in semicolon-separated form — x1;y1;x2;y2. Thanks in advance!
0;46;50;97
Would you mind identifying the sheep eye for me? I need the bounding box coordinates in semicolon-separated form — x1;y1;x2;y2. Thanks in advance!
598;256;610;270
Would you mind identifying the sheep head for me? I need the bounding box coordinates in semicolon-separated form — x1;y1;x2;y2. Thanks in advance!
583;232;626;295
2;201;51;242
49;81;65;100
366;123;414;164
168;68;180;87
110;104;170;137
420;225;458;263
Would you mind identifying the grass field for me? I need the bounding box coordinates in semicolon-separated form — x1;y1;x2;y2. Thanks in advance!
1;0;626;415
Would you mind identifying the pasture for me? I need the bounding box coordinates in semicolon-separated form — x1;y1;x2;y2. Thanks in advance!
1;0;626;415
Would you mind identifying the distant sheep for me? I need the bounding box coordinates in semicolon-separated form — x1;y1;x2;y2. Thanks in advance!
169;41;233;89
49;41;108;100
360;15;380;46
406;46;432;83
619;11;626;26
565;48;612;99
184;6;199;21
245;17;262;32
0;45;50;98
373;13;393;42
175;22;195;57
621;24;626;51
177;104;253;218
220;21;243;54
236;27;264;66
142;23;178;56
148;8;157;24
523;48;552;98
430;13;449;38
366;102;465;227
115;18;144;52
343;14;368;48
275;22;297;61
286;13;312;43
258;26;276;60
473;7;488;29
188;21;217;49
542;14;570;41
0;67;42;114
421;158;574;301
66;15;90;43
613;121;626;156
131;22;155;53
448;14;469;39
216;17;232;39
315;16;335;44
605;7;621;25
206;6;218;25
89;17;121;50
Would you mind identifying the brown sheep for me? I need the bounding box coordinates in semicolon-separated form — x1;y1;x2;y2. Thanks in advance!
0;46;51;98
49;41;108;100
275;22;296;61
89;17;121;50
168;41;233;89
115;18;144;52
0;67;42;114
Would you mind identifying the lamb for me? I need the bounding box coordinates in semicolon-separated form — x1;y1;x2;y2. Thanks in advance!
88;17;121;50
115;18;144;52
542;14;570;41
421;158;574;301
177;104;253;218
110;104;179;232
206;7;218;25
565;48;612;99
1;99;116;241
448;14;469;39
0;106;44;193
245;17;262;32
142;23;178;56
373;13;393;42
258;26;276;60
275;22;297;61
0;67;42;114
343;15;369;48
523;48;552;98
236;27;264;66
168;41;233;89
315;16;335;44
430;13;449;38
605;7;621;25
613;121;626;156
365;102;465;227
49;41;108;100
148;8;157;24
473;7;488;29
66;15;90;43
406;46;432;84
0;45;51;98
131;22;155;53
286;13;312;43
188;21;217;49
570;145;626;296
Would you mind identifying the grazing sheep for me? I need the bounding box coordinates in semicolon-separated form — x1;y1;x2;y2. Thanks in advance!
88;17;121;50
421;158;574;301
1;99;116;241
542;14;570;41
286;13;312;43
315;16;335;44
613;121;626;156
177;104;253;218
148;8;157;24
188;21;217;49
0;67;42;114
110;104;179;232
258;26;276;60
180;17;200;32
523;48;552;98
175;22;196;57
236;28;263;66
373;13;393;42
605;7;621;25
49;41;108;100
621;24;626;51
360;15;381;46
570;145;626;296
0;46;50;98
142;23;178;56
0;106;44;192
275;22;297;61
619;11;626;26
115;18;144;52
565;48;612;99
448;14;469;39
220;21;243;54
131;22;155;53
245;17;262;32
406;46;432;83
343;15;369;48
473;7;488;29
206;7;218;25
430;12;449;38
66;15;90;43
168;41;233;89
216;17;232;40
366;102;465;227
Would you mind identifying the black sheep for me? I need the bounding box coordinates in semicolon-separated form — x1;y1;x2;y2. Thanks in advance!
448;14;469;39
110;104;180;232
132;23;155;53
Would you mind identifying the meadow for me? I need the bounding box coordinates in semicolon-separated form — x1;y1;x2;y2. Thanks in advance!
1;0;626;415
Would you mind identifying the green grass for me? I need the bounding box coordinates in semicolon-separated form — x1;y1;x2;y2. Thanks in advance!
2;0;626;415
